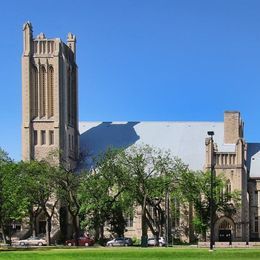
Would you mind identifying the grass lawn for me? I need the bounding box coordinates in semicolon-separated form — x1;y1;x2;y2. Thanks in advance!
1;247;260;260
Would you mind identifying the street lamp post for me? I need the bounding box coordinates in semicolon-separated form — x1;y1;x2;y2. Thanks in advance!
165;188;169;247
207;131;215;251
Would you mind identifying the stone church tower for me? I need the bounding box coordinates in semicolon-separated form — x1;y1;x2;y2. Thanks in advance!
205;111;249;242
22;22;79;169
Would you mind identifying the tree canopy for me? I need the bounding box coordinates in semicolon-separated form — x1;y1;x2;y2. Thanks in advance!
0;145;241;245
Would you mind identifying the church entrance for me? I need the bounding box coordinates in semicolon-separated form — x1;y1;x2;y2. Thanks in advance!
219;229;231;242
215;217;234;242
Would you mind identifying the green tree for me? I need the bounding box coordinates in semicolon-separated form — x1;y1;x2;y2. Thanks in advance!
117;145;183;246
0;148;29;244
54;167;82;245
19;160;59;245
79;149;134;242
178;170;240;241
79;145;190;246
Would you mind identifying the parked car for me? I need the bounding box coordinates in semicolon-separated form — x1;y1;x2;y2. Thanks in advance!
125;237;133;246
106;237;129;247
147;237;166;247
65;236;95;246
19;236;47;246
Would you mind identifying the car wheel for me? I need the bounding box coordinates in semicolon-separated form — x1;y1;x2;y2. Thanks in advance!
159;242;163;247
84;242;89;247
20;242;25;246
109;243;113;247
67;242;72;246
38;242;43;246
125;243;128;247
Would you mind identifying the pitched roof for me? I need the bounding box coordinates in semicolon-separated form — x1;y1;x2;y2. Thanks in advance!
247;143;260;178
79;121;235;171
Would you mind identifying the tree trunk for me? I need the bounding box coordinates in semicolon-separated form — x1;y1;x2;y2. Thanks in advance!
30;207;41;238
32;214;37;237
94;225;99;242
8;225;14;246
100;224;104;241
203;230;207;242
72;215;79;246
154;231;159;246
153;208;160;246
1;223;7;244
45;217;51;246
141;194;148;247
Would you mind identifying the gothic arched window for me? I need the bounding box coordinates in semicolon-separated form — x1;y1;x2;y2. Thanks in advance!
31;65;38;118
67;67;72;124
48;66;54;117
40;65;46;117
226;180;231;195
224;179;232;202
219;219;232;230
71;67;76;125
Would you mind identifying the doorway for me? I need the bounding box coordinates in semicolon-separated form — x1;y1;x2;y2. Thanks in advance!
215;217;234;242
219;229;231;242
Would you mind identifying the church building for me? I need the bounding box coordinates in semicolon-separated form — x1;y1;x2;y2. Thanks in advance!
21;23;260;243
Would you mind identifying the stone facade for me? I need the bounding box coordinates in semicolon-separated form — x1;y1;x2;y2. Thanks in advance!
205;111;249;242
22;22;79;169
224;111;243;144
248;179;260;240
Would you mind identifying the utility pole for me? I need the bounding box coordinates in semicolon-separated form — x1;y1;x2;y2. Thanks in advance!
165;189;169;246
207;131;215;251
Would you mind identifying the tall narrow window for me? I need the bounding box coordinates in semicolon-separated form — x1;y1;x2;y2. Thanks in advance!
172;198;180;228
125;215;134;227
255;217;259;233
67;67;72;124
49;130;54;145
41;130;46;145
225;180;232;201
68;134;71;150
33;130;38;145
31;66;38;118
71;67;76;125
48;66;54;117
219;220;232;230
226;180;231;195
217;186;224;203
40;66;46;117
72;135;74;150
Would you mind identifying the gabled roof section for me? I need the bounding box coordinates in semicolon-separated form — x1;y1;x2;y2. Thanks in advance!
247;143;260;178
79;121;234;171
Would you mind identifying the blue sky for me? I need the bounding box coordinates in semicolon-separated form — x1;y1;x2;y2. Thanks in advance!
1;0;260;161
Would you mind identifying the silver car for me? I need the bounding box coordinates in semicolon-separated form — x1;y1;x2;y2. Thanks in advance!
106;237;128;247
19;236;47;246
147;237;166;247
